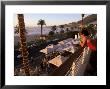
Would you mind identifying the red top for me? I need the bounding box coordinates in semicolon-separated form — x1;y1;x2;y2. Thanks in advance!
87;39;97;51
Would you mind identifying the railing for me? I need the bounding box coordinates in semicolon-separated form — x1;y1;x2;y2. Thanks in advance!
49;46;91;76
15;46;91;76
66;47;91;76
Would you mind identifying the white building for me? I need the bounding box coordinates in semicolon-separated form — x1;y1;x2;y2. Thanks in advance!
40;44;58;54
40;38;80;55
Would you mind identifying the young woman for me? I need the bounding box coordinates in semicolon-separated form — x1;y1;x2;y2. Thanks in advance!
80;28;97;51
80;28;97;75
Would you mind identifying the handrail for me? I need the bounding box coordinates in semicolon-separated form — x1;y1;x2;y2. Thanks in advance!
49;46;84;76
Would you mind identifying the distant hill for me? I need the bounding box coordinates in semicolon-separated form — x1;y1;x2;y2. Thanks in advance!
55;14;97;28
77;14;97;25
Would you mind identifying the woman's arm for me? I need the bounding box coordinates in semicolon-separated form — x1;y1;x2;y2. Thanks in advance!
80;35;87;47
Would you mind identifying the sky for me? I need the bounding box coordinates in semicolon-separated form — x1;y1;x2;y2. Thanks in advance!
14;14;90;27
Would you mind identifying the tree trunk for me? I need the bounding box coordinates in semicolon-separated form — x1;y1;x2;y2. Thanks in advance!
18;14;30;76
41;25;43;37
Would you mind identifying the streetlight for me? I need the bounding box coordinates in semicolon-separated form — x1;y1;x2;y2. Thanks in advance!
81;14;85;30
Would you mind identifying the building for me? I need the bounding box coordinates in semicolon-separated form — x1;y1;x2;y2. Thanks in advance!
40;44;58;54
40;38;80;55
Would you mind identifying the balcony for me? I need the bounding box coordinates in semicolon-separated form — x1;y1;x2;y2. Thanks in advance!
49;46;91;76
14;45;92;76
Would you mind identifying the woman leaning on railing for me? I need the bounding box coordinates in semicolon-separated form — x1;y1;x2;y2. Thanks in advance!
79;27;97;75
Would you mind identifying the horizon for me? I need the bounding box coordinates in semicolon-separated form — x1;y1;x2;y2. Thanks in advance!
14;14;90;27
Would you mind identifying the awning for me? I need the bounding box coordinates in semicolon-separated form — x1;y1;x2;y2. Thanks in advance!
48;55;68;67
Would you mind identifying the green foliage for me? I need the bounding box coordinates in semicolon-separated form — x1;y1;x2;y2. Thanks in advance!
66;31;79;38
49;31;55;36
86;24;96;36
59;25;64;28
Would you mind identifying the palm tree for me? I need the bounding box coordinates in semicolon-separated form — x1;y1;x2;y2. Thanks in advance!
59;25;64;30
59;25;64;34
66;28;69;32
14;24;27;34
51;25;57;32
37;19;46;37
17;14;30;76
49;25;57;38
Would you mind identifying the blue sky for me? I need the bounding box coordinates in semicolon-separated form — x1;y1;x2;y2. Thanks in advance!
14;14;90;27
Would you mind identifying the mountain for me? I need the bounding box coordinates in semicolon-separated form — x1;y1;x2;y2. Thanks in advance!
77;14;97;25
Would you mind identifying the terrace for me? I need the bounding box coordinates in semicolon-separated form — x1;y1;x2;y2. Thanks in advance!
14;14;97;76
14;37;92;76
49;46;91;76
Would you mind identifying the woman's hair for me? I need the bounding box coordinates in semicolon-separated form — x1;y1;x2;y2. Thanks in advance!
81;28;89;36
